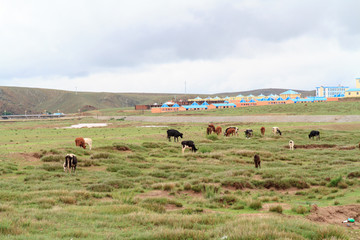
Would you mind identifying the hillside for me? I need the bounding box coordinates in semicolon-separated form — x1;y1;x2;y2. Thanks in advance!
0;86;315;114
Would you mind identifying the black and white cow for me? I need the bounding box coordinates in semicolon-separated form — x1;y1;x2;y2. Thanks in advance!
181;140;198;154
64;154;77;173
244;129;253;138
167;129;183;142
308;130;320;140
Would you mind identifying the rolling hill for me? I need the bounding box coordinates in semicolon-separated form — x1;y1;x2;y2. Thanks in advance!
0;86;315;114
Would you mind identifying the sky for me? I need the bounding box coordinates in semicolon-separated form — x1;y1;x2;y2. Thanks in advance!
0;0;360;94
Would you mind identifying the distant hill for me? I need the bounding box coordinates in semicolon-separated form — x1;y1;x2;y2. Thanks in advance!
0;86;315;114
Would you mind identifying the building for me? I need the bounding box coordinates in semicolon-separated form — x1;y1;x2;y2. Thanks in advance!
280;90;301;99
316;86;349;98
345;78;360;98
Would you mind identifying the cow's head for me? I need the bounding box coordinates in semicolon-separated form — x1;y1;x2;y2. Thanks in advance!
180;133;183;138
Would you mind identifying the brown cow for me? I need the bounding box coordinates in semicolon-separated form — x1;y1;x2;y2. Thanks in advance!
75;137;86;149
215;126;222;135
207;127;213;135
260;127;265;136
225;128;236;137
208;124;216;133
254;154;261;168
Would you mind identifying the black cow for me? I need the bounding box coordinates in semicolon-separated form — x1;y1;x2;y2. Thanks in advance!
181;140;198;154
309;130;320;140
167;129;183;142
64;154;77;173
245;129;253;138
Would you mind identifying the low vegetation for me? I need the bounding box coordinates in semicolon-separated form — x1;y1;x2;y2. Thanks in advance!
0;116;358;239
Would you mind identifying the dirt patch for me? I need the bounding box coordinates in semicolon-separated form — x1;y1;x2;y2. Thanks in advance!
307;204;360;229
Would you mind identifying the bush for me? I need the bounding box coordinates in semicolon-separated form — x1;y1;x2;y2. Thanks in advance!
249;200;262;210
87;184;113;192
327;176;342;187
199;146;212;153
91;153;112;159
206;135;218;141
292;205;309;214
41;155;63;162
269;205;283;214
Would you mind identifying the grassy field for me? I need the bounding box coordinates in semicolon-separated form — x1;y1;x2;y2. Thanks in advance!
0;117;359;239
91;101;360;116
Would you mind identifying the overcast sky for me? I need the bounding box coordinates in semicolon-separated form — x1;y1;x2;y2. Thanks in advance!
0;0;359;94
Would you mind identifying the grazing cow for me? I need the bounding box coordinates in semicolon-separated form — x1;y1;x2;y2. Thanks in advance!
289;140;294;150
224;127;238;136
225;128;236;137
181;140;198;154
167;129;183;142
208;124;216;133
84;138;92;150
244;129;253;138
309;130;320;140
64;154;77;173
206;127;213;135
254;154;261;168
75;137;86;149
215;126;222;135
260;127;265;136
272;127;282;136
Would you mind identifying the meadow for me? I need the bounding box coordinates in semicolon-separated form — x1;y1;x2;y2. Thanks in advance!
0;117;359;239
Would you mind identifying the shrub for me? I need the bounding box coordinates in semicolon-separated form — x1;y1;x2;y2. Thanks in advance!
206;135;218;141
91;153;111;159
183;182;191;191
347;171;360;179
292;205;309;214
269;205;283;214
113;144;131;151
199;146;212;153
59;196;77;204
337;181;348;189
163;183;175;191
249;200;262;210
327;176;342;187
41;155;63;162
87;184;113;192
105;180;134;189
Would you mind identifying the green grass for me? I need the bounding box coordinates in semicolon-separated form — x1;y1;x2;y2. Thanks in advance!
0;117;358;239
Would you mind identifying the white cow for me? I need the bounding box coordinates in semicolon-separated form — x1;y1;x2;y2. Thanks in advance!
289;140;294;150
84;138;93;150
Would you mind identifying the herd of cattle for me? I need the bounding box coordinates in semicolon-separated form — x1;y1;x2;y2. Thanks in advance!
64;125;321;173
167;124;321;169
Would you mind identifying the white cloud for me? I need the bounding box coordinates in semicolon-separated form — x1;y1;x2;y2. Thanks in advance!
1;0;360;93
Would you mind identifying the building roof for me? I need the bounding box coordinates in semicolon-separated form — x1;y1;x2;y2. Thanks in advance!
240;99;247;103
191;102;199;106
161;104;169;108
316;86;349;89
172;103;180;107
248;99;256;103
182;105;208;109
212;103;236;107
276;97;284;101
281;90;299;95
346;88;360;92
236;94;243;97
202;101;209;105
195;96;202;100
